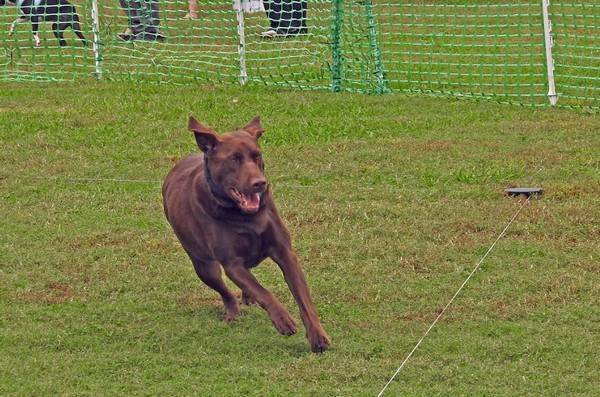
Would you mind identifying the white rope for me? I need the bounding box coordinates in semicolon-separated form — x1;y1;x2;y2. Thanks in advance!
20;175;318;188
15;176;440;191
377;196;530;397
37;176;160;184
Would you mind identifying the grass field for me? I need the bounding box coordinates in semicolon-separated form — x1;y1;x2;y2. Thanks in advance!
1;81;599;396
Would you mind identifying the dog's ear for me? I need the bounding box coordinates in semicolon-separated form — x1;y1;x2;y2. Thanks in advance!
243;116;265;140
189;116;220;153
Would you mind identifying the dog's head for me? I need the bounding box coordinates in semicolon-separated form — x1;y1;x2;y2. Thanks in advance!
189;116;267;214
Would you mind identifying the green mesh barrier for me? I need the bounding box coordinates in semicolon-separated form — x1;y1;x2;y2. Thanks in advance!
375;2;549;103
551;2;600;109
0;1;598;109
237;0;332;90
334;0;390;93
99;0;240;83
0;0;95;81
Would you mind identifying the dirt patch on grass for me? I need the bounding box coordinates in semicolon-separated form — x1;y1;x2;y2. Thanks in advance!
447;221;488;247
176;291;223;309
17;282;75;305
550;183;599;200
150;155;181;169
67;231;178;254
391;139;454;152
68;231;136;250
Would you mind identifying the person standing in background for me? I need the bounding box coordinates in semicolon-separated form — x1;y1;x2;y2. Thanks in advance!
261;0;307;38
118;0;166;42
185;0;199;19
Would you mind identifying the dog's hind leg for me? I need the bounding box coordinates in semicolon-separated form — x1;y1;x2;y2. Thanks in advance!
31;19;41;47
73;24;87;46
52;22;68;46
71;14;87;46
191;259;240;322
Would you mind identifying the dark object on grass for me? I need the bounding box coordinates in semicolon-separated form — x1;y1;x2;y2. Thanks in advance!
504;187;544;198
162;116;331;354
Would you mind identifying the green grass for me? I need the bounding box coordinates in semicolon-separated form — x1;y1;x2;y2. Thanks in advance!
1;81;599;396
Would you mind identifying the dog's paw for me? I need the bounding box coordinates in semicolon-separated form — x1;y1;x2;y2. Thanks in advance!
270;310;297;336
223;300;241;322
308;327;331;354
224;310;240;322
241;291;256;306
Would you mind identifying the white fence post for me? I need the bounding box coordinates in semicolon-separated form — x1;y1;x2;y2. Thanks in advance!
90;0;102;79
541;0;558;105
234;1;248;85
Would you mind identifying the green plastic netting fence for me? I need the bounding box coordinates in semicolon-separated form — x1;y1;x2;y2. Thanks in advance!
0;1;598;109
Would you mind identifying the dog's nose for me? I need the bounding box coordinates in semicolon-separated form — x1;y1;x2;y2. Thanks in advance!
251;178;267;192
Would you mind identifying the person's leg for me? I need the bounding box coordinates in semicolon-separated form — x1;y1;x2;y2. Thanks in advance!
299;0;307;32
277;0;307;34
149;0;162;32
137;0;165;41
278;0;291;31
289;0;306;30
263;0;281;30
119;0;144;35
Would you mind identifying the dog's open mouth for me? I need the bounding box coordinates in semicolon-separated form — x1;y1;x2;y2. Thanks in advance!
230;189;261;213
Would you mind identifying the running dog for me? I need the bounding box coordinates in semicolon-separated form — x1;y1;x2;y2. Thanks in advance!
1;0;86;47
162;116;331;353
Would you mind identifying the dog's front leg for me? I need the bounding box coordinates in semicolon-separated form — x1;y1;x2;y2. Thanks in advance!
223;263;297;336
31;18;41;47
33;32;41;47
9;16;28;36
270;246;331;353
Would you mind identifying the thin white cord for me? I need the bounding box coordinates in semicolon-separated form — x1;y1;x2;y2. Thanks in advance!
19;175;319;188
377;197;530;397
31;176;161;184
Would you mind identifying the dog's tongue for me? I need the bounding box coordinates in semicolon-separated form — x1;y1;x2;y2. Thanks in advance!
240;193;260;212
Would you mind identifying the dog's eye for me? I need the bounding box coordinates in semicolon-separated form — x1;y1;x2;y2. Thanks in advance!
231;154;243;164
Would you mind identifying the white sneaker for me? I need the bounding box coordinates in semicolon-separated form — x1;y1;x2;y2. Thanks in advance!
260;29;277;38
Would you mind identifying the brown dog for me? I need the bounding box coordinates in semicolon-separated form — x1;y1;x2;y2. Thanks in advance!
162;116;330;353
